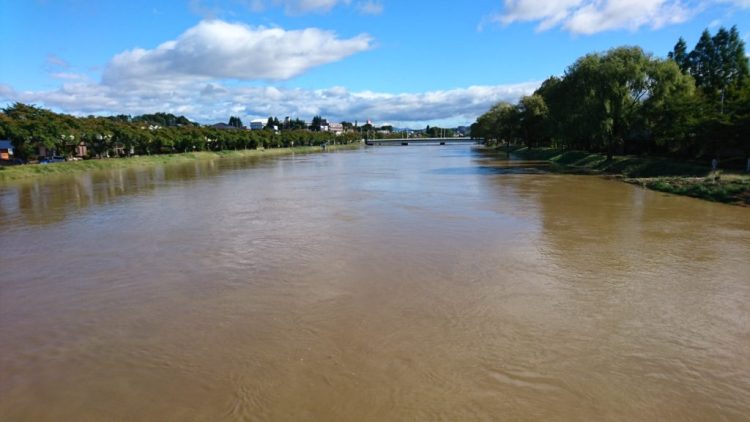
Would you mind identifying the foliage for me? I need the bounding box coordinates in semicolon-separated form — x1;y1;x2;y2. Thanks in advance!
0;144;361;182
132;112;196;127
0;104;363;160
228;116;243;128
473;26;750;163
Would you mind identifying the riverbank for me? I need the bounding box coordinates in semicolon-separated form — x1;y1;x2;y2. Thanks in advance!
0;144;361;183
506;147;750;206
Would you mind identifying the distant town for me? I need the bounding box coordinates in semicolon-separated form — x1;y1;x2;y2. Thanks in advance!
0;104;472;164
210;115;471;139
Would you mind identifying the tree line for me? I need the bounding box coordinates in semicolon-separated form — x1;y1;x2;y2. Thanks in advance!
471;26;750;164
0;104;363;160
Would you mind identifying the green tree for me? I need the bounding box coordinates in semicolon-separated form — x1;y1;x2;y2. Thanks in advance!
668;37;689;72
688;26;749;113
228;116;243;128
566;47;653;159
641;59;698;155
518;94;550;148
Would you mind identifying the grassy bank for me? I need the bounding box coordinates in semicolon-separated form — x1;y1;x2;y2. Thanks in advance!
508;147;750;206
0;144;361;183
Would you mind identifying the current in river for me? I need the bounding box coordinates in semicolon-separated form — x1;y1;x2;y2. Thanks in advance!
1;146;749;420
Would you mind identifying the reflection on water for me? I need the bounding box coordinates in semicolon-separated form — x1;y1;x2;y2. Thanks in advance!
0;157;281;228
1;146;749;421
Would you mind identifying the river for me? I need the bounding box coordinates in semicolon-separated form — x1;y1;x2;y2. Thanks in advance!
1;146;749;421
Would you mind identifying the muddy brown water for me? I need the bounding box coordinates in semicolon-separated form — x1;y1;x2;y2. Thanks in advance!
1;146;749;421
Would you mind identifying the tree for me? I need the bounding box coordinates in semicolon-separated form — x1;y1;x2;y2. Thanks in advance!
288;118;306;130
228;116;243;128
518;94;550;148
668;37;689;72
564;47;653;160
133;112;196;127
310;115;325;131
642;59;698;155
688;26;749;113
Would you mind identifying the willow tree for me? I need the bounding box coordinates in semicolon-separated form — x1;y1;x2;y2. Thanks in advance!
563;47;653;160
641;59;697;155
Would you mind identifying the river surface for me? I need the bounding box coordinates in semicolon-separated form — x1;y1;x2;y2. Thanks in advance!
1;146;749;421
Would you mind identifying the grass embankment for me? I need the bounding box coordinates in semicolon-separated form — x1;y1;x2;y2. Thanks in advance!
0;144;360;183
509;147;750;206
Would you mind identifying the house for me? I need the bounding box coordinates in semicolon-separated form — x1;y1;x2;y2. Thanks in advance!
0;140;14;161
249;119;266;130
329;123;344;135
73;141;88;158
59;136;88;159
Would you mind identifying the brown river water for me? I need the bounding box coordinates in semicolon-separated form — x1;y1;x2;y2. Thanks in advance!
1;146;749;421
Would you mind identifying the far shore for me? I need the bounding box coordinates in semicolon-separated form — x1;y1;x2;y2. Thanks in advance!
0;144;361;183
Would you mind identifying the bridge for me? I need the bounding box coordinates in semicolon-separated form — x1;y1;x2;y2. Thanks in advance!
365;137;483;146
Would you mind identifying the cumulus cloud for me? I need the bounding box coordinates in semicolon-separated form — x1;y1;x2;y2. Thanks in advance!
102;20;373;87
493;0;697;34
2;80;539;127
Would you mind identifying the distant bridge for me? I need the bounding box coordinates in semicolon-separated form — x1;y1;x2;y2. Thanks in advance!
365;137;483;146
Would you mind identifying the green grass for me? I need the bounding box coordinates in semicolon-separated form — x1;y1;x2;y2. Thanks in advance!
508;147;750;206
0;144;361;183
511;148;710;177
639;175;750;204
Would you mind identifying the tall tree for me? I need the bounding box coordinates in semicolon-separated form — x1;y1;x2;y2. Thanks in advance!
688;30;716;91
518;94;549;148
688;26;749;113
565;47;652;159
668;37;689;72
228;116;243;128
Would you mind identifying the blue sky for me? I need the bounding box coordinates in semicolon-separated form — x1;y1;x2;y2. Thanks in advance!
1;0;749;127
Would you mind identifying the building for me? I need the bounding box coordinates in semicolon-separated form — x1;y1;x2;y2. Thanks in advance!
70;140;88;158
249;119;266;130
0;140;14;161
329;123;344;135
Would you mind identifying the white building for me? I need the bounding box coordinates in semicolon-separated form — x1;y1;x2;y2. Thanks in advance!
249;119;266;130
329;123;344;135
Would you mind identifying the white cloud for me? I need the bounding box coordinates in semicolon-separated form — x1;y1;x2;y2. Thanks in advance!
193;0;382;16
358;1;384;15
1;80;539;127
234;0;351;14
715;0;750;7
50;72;92;82
496;0;583;30
102;20;373;87
46;54;70;69
493;0;697;34
277;0;350;14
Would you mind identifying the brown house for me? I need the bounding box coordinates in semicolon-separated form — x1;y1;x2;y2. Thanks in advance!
0;140;14;161
74;141;88;158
